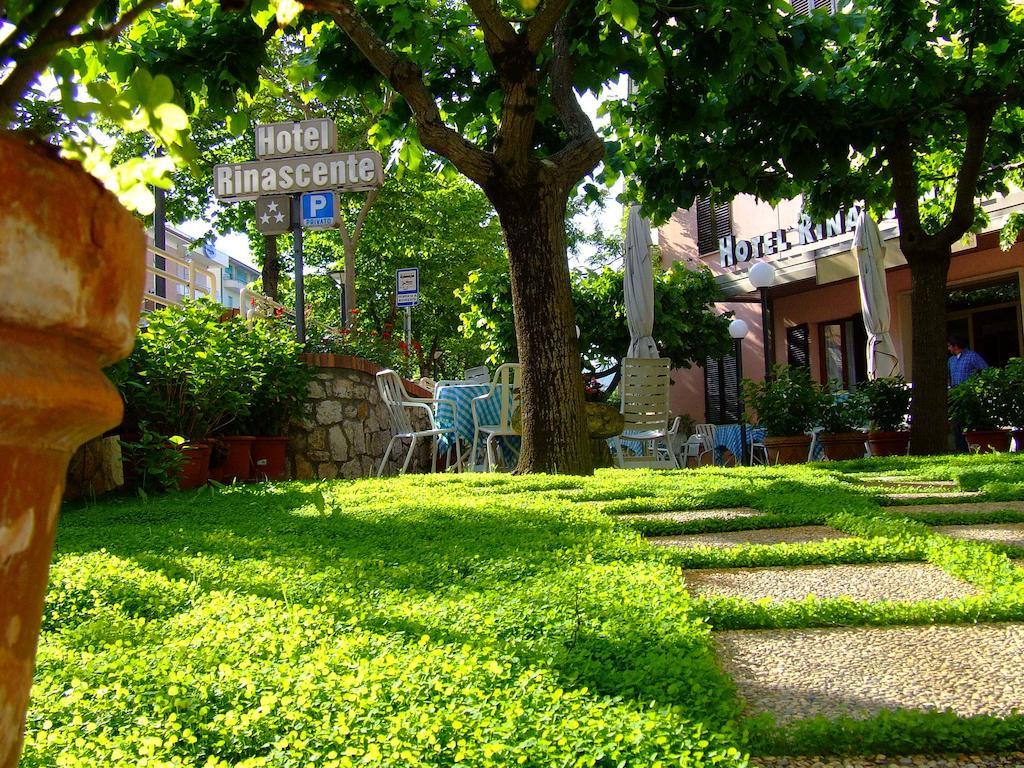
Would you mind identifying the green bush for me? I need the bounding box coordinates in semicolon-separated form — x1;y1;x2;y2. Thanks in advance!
818;385;869;435
948;367;1006;431
742;364;824;437
237;319;312;436
855;375;911;432
115;299;257;439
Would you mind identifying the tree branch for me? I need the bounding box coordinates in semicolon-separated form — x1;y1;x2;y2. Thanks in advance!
304;0;495;186
464;0;517;53
61;0;163;47
526;0;571;53
0;0;99;114
884;125;929;250
936;100;998;246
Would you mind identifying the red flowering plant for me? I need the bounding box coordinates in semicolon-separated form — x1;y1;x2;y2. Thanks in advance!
582;373;604;403
305;309;420;373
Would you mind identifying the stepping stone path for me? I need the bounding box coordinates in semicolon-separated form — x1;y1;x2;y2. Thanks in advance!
750;753;1024;767
884;500;1024;516
649;525;851;549
618;507;762;523
932;522;1024;549
683;563;977;603
883;491;983;501
716;623;1024;724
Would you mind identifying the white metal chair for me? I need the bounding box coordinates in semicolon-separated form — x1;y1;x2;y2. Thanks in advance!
614;358;679;469
376;370;463;477
470;363;522;471
692;423;718;467
463;365;490;384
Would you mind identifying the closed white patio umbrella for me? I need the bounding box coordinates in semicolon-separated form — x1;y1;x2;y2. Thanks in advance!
624;204;658;359
852;211;900;379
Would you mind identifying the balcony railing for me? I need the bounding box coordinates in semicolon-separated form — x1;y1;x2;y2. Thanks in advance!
142;245;218;313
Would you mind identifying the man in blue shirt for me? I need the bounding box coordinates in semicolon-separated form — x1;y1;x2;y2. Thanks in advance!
948;334;988;451
948;334;988;386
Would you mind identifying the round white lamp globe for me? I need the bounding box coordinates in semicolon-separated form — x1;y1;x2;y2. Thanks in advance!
748;261;776;289
728;319;749;339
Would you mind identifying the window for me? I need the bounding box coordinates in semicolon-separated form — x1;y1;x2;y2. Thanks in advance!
787;323;810;369
818;316;867;389
696;197;732;255
790;0;837;14
704;353;740;424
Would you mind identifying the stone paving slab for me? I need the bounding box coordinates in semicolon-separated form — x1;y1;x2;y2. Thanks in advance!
716;623;1024;725
883;501;1024;516
750;754;1024;767
932;523;1024;549
883;492;983;501
684;563;977;603
649;525;852;549
617;507;762;523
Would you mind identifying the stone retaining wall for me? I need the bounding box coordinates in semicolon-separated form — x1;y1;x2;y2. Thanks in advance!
287;354;434;480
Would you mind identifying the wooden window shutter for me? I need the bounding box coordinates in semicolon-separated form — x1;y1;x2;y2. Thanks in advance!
714;201;732;240
704;353;739;424
792;0;811;13
696;197;715;254
721;352;740;424
704;356;722;423
787;323;810;368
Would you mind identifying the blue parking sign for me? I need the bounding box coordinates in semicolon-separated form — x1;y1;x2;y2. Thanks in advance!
301;191;337;229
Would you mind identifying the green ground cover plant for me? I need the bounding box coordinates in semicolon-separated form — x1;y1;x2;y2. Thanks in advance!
29;456;1024;764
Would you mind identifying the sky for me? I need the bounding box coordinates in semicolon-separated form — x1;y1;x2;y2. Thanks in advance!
180;80;631;272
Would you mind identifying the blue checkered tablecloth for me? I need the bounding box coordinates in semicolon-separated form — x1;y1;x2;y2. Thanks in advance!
435;384;520;465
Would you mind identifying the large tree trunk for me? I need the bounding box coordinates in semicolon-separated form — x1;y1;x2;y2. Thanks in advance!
263;235;280;301
493;183;592;475
905;246;953;455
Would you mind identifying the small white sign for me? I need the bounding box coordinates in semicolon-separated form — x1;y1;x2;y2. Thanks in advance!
254;119;338;159
396;267;419;307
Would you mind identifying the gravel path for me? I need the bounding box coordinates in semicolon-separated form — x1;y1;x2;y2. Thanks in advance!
715;623;1024;724
649;525;852;549
882;501;1024;515
750;754;1024;767
932;523;1024;549
684;563;977;603
617;507;762;523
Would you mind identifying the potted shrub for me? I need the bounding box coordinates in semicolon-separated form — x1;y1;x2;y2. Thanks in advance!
817;385;869;461
742;364;824;464
236;318;312;481
116;299;257;487
857;375;912;456
999;358;1024;450
948;367;1011;453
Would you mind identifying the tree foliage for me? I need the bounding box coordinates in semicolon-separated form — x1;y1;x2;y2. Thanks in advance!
459;262;731;380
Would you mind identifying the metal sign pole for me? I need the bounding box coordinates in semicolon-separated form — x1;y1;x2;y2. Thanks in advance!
404;306;412;378
291;194;305;344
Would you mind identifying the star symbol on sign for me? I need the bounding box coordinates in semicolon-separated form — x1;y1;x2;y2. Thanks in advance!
260;213;271;224
267;201;279;213
274;212;285;223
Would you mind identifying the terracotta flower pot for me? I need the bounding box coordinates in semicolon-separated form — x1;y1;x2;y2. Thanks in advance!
867;431;910;457
251;436;290;481
763;434;813;465
818;432;868;462
177;442;212;489
964;429;1011;454
0;134;144;766
221;436;255;482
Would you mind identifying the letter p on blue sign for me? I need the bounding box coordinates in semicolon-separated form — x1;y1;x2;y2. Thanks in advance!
301;191;337;229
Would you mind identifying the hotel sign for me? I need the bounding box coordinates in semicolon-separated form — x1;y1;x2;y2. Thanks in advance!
213;119;383;202
719;206;866;268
